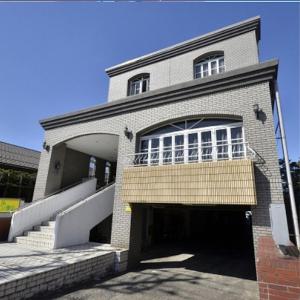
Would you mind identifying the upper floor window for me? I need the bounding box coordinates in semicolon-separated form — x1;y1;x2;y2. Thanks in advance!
194;53;225;79
128;73;150;96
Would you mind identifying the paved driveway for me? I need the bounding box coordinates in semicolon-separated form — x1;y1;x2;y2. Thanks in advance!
46;245;259;300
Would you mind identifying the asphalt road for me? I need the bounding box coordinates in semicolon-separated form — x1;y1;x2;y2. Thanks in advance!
45;245;259;300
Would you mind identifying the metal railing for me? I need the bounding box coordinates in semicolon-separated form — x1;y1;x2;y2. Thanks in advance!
127;142;256;167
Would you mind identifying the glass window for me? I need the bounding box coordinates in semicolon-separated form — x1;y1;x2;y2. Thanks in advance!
139;120;244;166
216;129;228;159
163;137;172;164
201;131;212;161
175;135;184;163
140;140;149;165
150;138;159;165
231;127;244;158
128;74;150;96
188;133;198;162
194;54;225;79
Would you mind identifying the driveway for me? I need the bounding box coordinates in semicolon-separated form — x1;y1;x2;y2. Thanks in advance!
46;244;259;300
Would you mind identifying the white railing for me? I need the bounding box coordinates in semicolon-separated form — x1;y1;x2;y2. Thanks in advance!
54;183;115;249
127;142;256;166
8;178;97;241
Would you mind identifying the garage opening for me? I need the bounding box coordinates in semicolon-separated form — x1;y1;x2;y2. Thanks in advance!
139;204;256;280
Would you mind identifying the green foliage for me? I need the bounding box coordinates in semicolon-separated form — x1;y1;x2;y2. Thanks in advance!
0;168;36;187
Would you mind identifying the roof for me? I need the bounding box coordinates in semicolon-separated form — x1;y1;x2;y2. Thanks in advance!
0;141;40;170
40;59;278;130
106;16;261;77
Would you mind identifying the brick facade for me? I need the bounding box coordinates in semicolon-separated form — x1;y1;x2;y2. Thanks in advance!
257;236;300;300
32;17;292;299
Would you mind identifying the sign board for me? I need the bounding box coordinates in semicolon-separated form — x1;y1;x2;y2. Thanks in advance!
0;198;21;213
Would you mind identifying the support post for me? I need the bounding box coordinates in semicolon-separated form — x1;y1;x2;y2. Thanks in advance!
275;81;300;249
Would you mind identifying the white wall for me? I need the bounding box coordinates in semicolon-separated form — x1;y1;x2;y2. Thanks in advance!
8;178;97;241
108;32;259;101
54;184;115;248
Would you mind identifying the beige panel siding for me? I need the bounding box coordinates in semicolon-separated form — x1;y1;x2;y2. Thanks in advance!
121;160;256;205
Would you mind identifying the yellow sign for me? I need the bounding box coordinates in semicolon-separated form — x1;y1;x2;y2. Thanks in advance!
125;204;132;213
0;198;21;213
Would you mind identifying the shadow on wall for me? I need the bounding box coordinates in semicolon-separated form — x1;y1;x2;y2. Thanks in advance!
252;166;272;228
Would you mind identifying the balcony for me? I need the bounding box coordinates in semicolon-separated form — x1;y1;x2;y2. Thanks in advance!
121;143;257;206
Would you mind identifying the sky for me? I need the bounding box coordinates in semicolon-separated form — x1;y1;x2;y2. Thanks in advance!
0;3;299;160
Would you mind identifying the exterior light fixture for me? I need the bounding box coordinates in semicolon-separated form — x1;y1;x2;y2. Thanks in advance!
124;126;133;141
54;160;61;171
43;141;50;152
253;104;261;120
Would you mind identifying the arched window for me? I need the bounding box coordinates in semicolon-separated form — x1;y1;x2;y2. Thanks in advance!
128;73;150;96
137;118;245;165
194;52;225;79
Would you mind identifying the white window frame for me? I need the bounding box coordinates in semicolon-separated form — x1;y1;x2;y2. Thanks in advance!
128;75;150;96
139;122;245;165
194;55;225;79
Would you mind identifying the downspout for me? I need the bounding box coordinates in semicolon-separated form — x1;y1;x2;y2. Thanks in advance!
275;81;300;249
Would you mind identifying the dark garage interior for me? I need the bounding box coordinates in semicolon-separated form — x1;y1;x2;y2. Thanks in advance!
139;204;257;281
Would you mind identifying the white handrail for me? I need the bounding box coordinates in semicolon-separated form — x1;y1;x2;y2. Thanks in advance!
127;142;256;166
8;178;97;241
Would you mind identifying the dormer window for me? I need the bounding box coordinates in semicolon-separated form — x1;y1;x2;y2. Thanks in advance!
128;73;150;96
194;53;225;79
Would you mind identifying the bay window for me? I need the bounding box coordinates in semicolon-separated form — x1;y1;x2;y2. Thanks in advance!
137;119;246;166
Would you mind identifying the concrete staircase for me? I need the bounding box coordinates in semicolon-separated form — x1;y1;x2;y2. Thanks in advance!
10;182;115;250
14;220;56;250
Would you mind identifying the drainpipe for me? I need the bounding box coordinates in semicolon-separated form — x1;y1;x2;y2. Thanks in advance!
275;81;300;250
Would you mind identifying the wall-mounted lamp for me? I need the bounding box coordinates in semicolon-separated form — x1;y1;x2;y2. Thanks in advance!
43;141;50;152
124;126;133;141
253;104;262;120
54;160;61;171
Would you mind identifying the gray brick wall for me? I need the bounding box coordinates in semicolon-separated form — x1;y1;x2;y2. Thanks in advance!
33;81;284;257
108;31;259;101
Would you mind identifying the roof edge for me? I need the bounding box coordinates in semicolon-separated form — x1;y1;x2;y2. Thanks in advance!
105;16;261;77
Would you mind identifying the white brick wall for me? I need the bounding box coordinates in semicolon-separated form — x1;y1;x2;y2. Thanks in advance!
33;81;284;256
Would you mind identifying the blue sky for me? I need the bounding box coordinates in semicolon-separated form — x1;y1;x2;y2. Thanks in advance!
0;3;299;160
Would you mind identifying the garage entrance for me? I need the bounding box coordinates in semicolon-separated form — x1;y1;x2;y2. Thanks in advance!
140;204;256;281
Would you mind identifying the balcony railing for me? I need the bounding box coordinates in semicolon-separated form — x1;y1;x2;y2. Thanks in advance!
127;142;256;167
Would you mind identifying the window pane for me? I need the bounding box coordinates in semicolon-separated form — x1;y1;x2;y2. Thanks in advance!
216;129;228;159
203;63;209;77
211;61;217;75
188;133;198;162
142;78;149;92
163;136;172;164
201;131;212;160
150;138;159;165
175;135;184;163
219;58;225;73
140;140;149;165
231;127;244;158
194;65;201;78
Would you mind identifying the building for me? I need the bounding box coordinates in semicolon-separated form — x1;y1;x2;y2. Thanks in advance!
0;141;40;202
8;16;299;299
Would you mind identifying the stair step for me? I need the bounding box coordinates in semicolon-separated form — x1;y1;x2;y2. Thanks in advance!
33;225;55;233
24;230;54;240
42;221;56;227
14;236;54;249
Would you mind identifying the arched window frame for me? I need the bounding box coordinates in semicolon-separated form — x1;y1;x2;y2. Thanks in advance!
138;118;246;165
194;52;225;79
127;73;150;96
